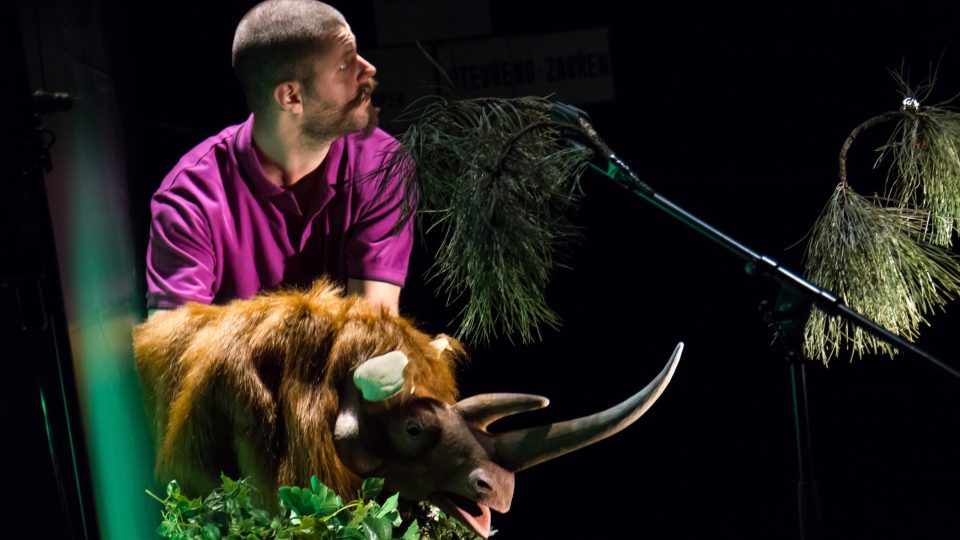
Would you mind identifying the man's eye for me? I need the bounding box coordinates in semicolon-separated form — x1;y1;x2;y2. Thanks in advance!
338;60;349;71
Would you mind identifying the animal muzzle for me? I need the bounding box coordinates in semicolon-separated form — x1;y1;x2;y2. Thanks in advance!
430;464;514;539
465;464;513;513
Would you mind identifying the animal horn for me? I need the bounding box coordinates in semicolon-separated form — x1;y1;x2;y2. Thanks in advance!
429;336;452;353
493;342;683;471
455;394;550;429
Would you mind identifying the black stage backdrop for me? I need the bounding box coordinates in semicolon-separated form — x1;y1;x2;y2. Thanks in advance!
20;1;960;538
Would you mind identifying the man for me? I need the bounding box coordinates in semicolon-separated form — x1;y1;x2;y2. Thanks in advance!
146;0;411;316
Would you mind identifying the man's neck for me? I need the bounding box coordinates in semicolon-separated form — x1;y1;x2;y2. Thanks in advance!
252;114;333;187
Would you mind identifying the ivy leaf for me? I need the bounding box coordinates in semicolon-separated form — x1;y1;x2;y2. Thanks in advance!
301;487;315;512
310;483;343;516
290;515;320;536
361;478;384;500
362;516;393;540
249;508;270;525
279;486;311;517
347;500;373;528
278;486;295;514
338;529;367;540
156;521;176;537
202;523;222;540
220;473;237;493
207;510;231;532
400;520;420;540
374;493;400;526
173;494;202;520
166;480;181;498
205;491;226;513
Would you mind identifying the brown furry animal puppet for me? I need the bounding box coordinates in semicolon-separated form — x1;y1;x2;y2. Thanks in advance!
134;279;681;538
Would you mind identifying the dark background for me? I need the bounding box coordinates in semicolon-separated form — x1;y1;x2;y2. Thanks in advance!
10;1;960;538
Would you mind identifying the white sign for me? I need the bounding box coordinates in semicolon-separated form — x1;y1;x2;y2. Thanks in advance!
368;28;614;125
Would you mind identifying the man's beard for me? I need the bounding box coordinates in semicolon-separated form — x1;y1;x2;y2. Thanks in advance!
300;79;380;143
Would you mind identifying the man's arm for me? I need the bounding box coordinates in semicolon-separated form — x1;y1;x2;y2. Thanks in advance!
347;278;401;316
147;189;217;310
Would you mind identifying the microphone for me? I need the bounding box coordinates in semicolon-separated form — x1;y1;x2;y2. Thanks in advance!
547;101;613;159
547;100;656;198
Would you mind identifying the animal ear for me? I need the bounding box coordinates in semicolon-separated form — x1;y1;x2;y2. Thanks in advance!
334;378;384;475
429;336;452;353
353;350;409;401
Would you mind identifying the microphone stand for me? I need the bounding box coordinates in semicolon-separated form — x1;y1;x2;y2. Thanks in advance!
556;104;958;379
551;102;958;540
7;90;97;538
760;286;823;540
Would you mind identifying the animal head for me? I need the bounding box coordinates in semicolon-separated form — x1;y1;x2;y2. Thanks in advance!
133;279;681;538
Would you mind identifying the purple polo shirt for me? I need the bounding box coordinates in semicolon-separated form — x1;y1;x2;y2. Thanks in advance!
146;115;413;309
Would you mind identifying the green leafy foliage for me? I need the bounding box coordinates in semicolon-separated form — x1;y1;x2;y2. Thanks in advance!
410;502;489;540
148;475;486;540
360;478;384;501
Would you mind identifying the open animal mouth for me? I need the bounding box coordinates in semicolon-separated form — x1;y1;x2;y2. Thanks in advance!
430;492;492;538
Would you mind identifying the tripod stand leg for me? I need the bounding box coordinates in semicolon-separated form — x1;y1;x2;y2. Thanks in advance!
790;361;823;540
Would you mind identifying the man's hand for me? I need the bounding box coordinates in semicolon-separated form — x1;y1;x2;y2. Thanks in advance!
347;279;401;316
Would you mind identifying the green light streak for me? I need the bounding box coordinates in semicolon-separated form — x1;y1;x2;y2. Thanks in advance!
41;369;91;538
40;386;54;466
51;95;157;539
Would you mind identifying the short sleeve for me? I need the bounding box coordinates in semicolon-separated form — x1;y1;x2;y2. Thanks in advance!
146;188;217;309
344;178;414;287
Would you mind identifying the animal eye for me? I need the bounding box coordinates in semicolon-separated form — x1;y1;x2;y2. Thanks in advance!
388;402;441;457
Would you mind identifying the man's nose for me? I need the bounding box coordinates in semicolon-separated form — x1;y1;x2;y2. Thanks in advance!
357;55;376;82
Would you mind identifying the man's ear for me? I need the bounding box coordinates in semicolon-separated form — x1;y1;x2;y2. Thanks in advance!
272;81;304;114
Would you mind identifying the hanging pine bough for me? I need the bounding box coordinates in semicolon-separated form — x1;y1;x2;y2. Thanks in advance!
803;184;960;362
878;100;960;247
375;96;593;344
803;72;960;363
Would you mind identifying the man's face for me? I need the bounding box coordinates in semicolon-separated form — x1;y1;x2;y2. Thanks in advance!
300;25;379;142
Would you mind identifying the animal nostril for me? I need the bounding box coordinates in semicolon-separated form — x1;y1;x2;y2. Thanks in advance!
469;468;496;495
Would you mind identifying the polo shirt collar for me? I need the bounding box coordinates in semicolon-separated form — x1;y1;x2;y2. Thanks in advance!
235;114;345;205
236;114;283;199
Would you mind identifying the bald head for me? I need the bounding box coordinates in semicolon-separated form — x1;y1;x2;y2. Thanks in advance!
232;0;347;112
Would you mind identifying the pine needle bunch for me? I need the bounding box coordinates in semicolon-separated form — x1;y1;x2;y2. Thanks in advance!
878;96;960;246
377;96;593;344
803;183;960;363
802;68;960;363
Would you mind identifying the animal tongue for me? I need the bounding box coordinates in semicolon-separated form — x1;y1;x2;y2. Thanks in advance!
431;493;492;538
